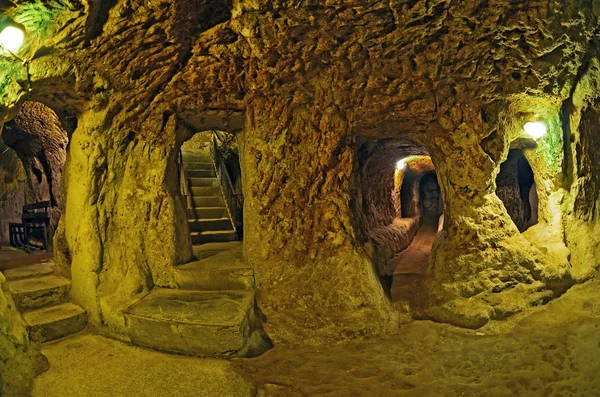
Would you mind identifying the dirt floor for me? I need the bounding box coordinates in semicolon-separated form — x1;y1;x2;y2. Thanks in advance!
27;279;600;397
4;247;599;397
235;280;600;396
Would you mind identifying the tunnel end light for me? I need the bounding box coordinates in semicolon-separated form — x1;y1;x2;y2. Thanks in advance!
523;121;547;140
396;159;407;170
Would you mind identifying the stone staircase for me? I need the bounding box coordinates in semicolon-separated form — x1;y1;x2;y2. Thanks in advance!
183;150;238;245
124;242;270;358
2;260;87;342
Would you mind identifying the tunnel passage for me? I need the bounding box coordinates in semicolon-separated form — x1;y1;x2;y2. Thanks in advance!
496;149;538;232
0;101;69;247
355;140;443;300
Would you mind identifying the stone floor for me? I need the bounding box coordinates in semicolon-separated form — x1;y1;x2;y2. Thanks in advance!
389;219;438;303
30;279;600;397
0;245;52;271
32;333;255;397
5;243;600;396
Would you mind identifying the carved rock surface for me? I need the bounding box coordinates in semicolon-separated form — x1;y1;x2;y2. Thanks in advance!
0;0;597;348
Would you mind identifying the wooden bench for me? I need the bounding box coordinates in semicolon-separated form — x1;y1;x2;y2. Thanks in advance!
9;201;51;252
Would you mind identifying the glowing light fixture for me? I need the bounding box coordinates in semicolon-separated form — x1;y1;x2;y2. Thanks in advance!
523;121;547;140
396;159;407;170
0;26;24;53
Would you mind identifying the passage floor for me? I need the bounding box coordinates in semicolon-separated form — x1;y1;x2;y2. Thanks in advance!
32;279;600;396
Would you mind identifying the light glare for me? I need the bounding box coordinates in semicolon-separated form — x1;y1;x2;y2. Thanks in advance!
396;159;406;170
0;26;24;53
523;121;547;140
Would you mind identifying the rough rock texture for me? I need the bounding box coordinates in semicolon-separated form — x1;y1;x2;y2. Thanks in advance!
419;173;442;220
0;139;26;243
235;280;600;396
0;0;598;346
2;102;68;208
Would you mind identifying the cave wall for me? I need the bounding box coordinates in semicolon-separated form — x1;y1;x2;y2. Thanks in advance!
562;57;600;282
0;0;598;343
419;173;442;221
400;170;420;218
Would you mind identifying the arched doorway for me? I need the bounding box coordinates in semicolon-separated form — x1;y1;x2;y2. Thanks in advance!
0;101;69;251
496;149;538;232
355;139;444;303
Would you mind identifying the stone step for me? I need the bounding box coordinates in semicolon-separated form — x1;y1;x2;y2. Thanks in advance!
191;196;224;208
184;161;213;171
23;302;87;343
188;177;218;187
175;254;254;291
8;275;70;310
188;207;229;219
182;152;211;163
190;186;222;197
2;262;54;281
124;289;256;357
188;218;234;232
191;230;238;244
185;169;216;178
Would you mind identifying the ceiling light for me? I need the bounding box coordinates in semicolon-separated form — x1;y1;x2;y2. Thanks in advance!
523;121;547;140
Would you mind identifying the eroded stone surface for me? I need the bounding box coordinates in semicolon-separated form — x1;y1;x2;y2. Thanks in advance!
33;333;256;397
0;0;597;348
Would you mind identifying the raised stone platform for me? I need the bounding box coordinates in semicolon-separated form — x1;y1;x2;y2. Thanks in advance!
124;288;257;358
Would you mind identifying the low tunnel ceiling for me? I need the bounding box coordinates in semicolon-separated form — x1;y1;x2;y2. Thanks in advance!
0;0;596;137
359;139;430;172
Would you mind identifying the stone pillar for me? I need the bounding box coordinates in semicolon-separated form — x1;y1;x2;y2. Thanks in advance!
240;98;397;344
57;110;192;335
421;118;543;328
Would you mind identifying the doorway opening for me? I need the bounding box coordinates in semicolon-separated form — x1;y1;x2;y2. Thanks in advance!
355;140;443;303
496;149;538;232
0;101;69;251
179;130;243;246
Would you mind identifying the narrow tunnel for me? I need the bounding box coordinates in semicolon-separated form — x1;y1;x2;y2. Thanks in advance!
0;101;69;250
496;149;538;232
356;140;443;303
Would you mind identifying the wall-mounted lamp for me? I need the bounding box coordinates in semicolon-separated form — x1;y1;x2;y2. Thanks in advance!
396;159;407;170
0;25;24;53
523;121;547;140
0;20;31;92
